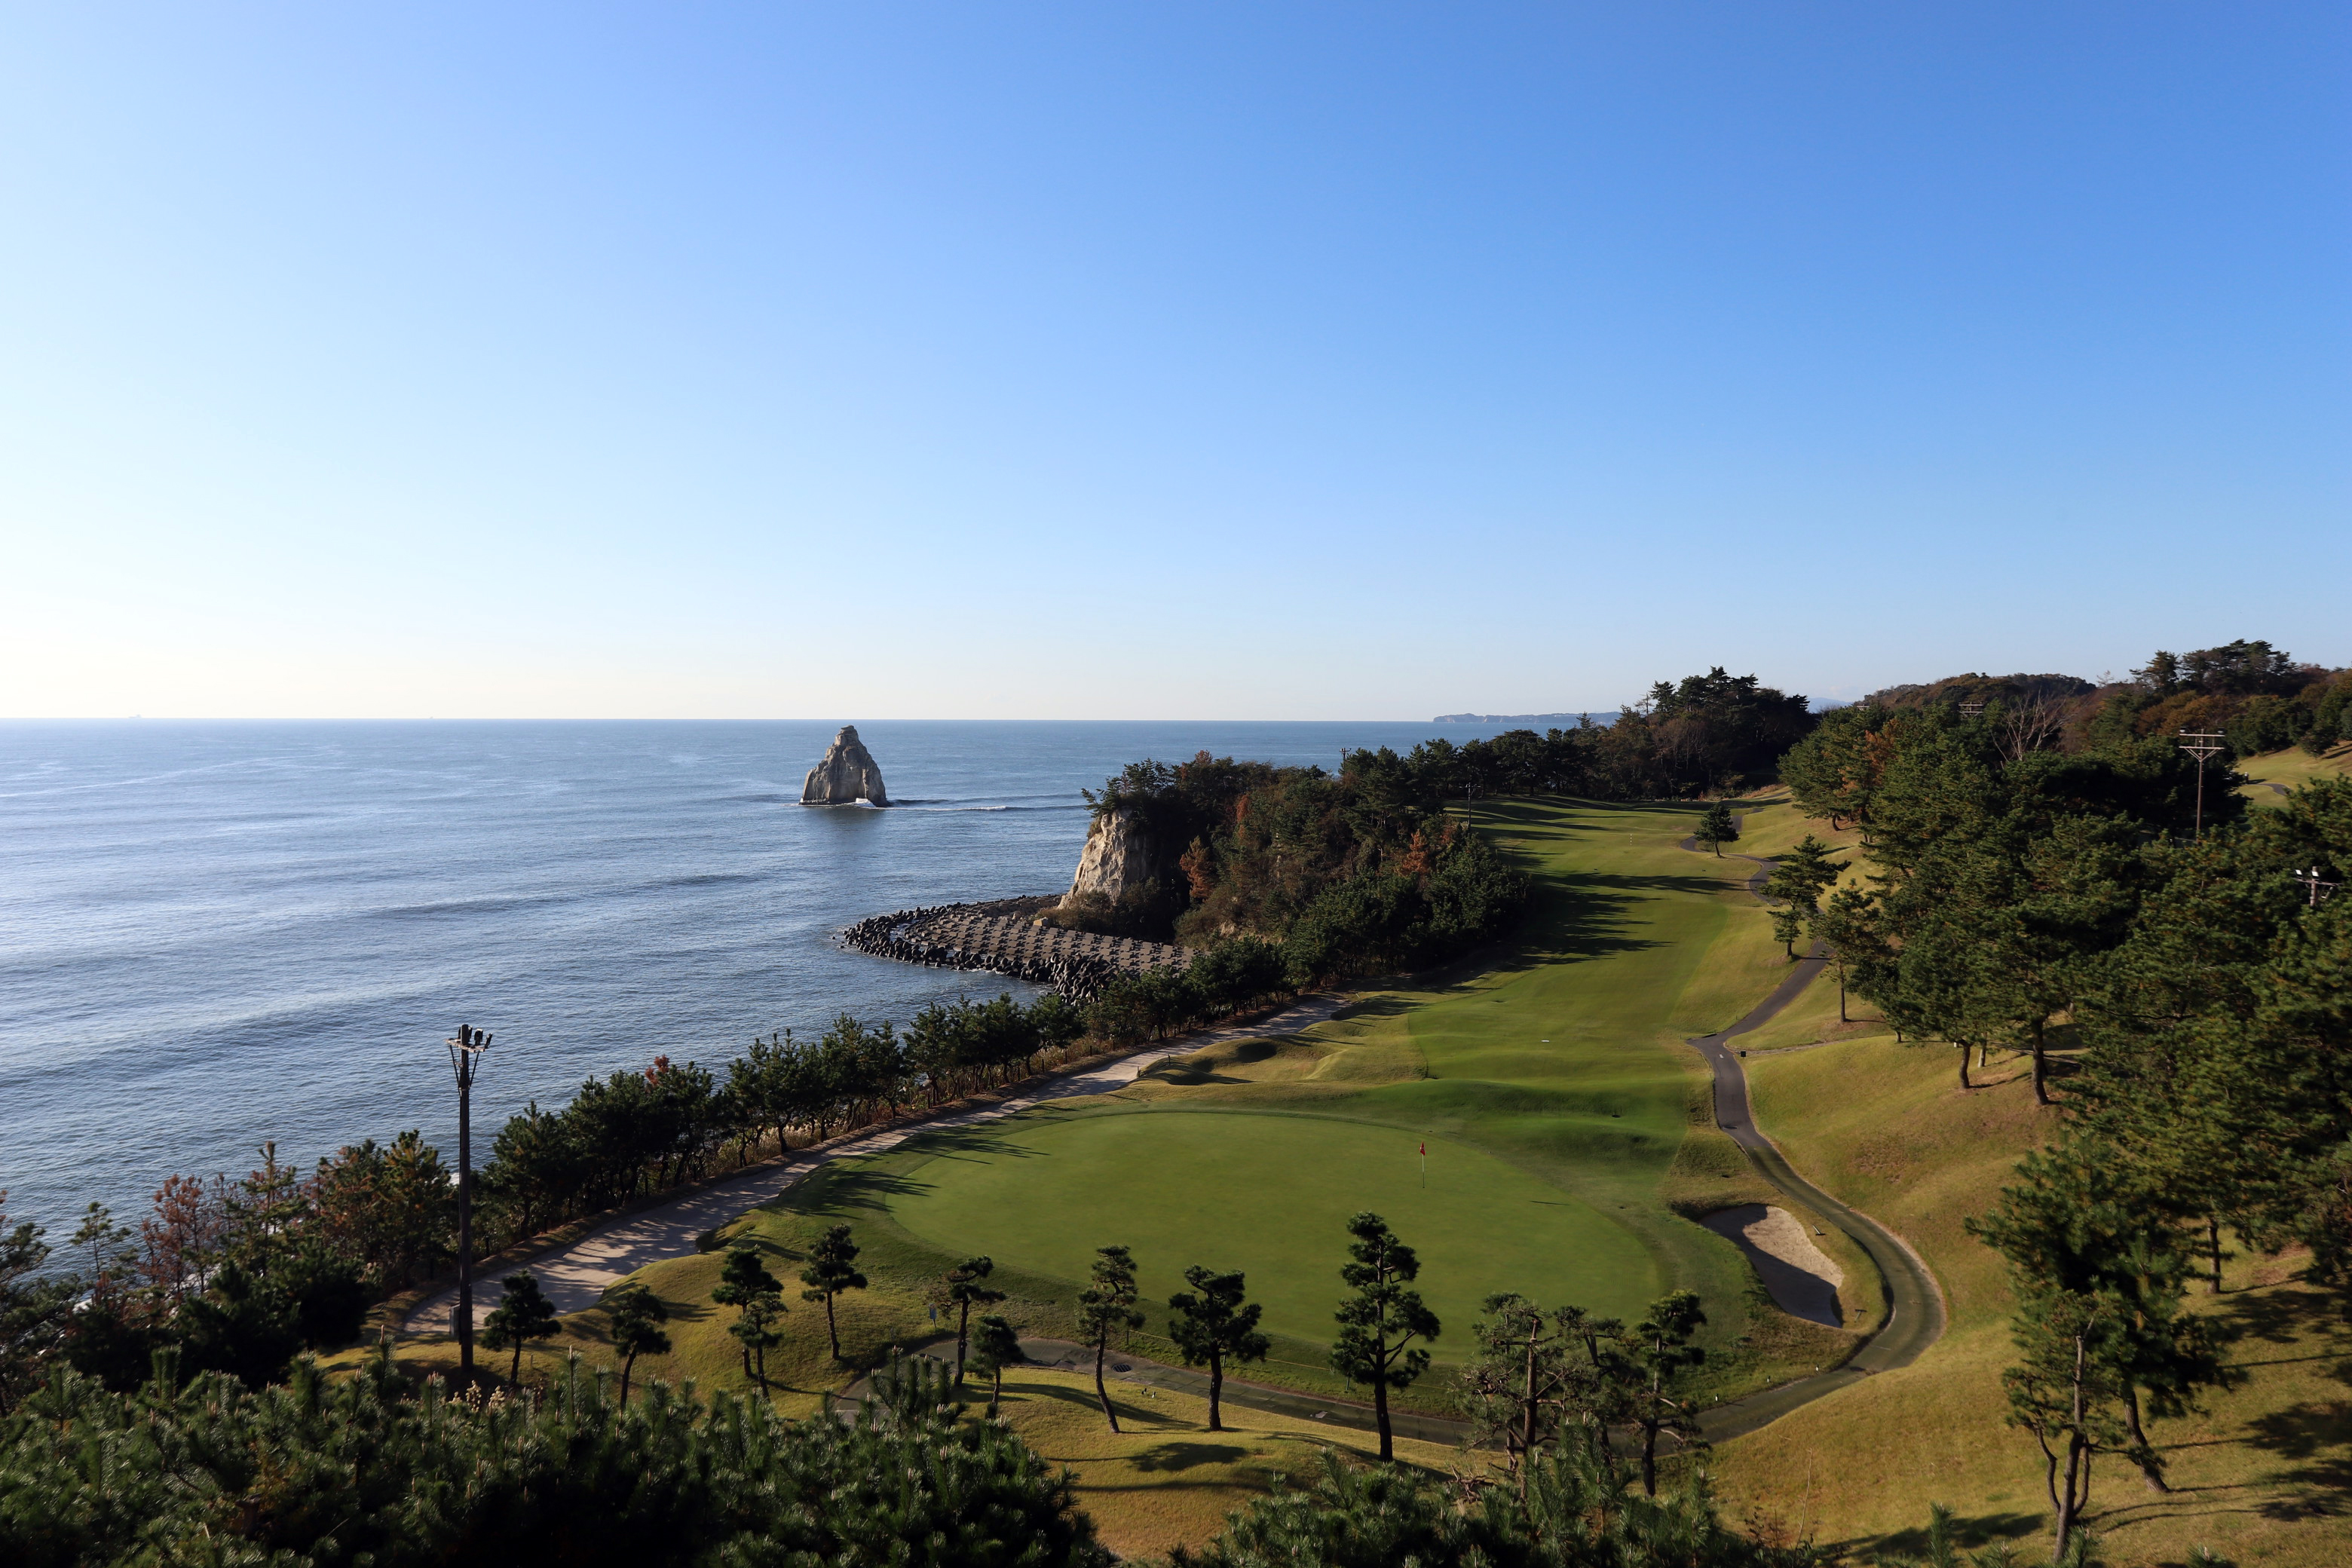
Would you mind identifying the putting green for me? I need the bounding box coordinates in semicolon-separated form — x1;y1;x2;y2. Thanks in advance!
884;1107;1661;1355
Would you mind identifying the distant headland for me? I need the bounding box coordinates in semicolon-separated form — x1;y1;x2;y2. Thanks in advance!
1432;711;1615;725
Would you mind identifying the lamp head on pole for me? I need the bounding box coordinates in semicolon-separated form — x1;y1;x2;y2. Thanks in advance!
447;1024;493;1086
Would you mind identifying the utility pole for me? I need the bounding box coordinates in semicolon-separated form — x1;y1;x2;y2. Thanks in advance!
2176;730;2226;838
2292;867;2341;908
1960;700;1985;719
446;1023;493;1387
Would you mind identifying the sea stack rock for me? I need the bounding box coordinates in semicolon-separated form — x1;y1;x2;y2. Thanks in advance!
801;725;890;806
1061;809;1155;908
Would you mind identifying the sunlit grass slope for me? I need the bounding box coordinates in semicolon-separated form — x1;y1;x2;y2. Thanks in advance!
1712;996;2352;1565
2237;741;2352;807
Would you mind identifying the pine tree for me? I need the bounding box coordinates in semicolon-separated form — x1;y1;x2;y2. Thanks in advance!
1166;1266;1269;1432
1625;1291;1706;1496
1458;1292;1578;1492
1075;1245;1144;1432
607;1284;670;1406
1330;1212;1440;1461
1970;1135;2233;1498
479;1272;559;1387
967;1313;1024;1418
944;1256;1006;1387
713;1248;786;1392
1693;802;1738;857
798;1225;868;1362
1761;835;1845;960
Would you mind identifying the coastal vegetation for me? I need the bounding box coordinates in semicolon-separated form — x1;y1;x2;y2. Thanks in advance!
1052;667;1817;964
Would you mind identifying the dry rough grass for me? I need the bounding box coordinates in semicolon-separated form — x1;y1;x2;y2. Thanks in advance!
1713;1032;2352;1566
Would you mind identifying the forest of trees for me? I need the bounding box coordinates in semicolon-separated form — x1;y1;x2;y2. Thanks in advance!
1055;748;1531;972
1341;667;1819;807
1786;666;2347;1560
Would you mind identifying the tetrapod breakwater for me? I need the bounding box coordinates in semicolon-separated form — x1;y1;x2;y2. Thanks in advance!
835;896;1190;1003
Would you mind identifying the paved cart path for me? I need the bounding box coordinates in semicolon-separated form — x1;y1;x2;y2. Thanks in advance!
1673;831;1949;1441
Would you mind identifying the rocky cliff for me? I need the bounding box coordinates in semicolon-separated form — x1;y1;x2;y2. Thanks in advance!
1059;808;1155;908
801;725;890;805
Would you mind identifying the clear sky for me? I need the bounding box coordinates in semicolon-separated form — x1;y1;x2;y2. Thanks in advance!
2;4;2344;720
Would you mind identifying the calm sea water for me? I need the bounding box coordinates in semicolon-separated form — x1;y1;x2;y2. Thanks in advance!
0;720;1507;1239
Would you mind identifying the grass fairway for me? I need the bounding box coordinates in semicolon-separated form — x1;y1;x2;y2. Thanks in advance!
885;1107;1661;1349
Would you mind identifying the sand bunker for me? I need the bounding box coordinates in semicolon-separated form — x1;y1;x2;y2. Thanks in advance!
1701;1204;1846;1328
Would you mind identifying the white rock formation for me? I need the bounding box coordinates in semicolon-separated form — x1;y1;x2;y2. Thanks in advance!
1060;808;1156;908
801;725;890;805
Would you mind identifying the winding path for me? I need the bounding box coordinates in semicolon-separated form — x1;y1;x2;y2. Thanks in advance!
1675;830;1948;1440
408;994;1349;1334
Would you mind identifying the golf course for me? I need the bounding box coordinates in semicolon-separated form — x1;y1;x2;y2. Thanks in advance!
664;790;1877;1418
369;782;2352;1563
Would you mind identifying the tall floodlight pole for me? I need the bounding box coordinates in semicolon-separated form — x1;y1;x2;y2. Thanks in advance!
2176;730;2226;838
446;1023;493;1386
2292;868;2341;908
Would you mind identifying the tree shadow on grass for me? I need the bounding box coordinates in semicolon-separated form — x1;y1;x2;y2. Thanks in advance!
2215;1279;2346;1349
1129;1441;1251;1473
1854;1509;2041;1561
790;1165;938;1216
1000;1375;1164;1431
2242;1401;2352;1510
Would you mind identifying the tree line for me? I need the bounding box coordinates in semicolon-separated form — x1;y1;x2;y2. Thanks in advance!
1820;639;2350;788
1779;691;2346;1563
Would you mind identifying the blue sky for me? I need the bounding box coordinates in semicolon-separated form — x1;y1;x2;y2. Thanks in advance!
2;4;2344;719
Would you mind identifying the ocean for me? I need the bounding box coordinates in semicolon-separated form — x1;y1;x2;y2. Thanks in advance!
0;719;1508;1240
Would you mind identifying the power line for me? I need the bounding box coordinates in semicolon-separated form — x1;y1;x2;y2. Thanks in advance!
2176;730;2226;838
2292;867;2341;908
